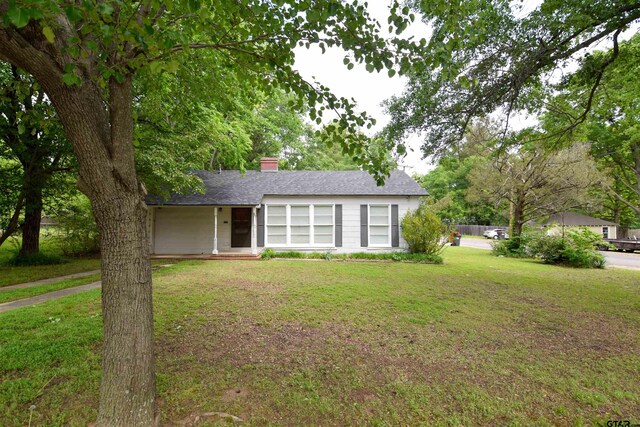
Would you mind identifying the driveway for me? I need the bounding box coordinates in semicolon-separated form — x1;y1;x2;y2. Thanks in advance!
459;238;640;270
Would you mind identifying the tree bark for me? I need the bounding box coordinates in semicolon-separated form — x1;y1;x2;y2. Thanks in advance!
94;190;155;427
19;169;43;256
0;191;24;248
511;194;525;237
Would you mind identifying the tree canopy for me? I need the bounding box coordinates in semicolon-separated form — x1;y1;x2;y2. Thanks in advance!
543;33;640;221
384;0;640;157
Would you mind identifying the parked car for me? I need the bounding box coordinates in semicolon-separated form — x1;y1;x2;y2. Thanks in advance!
483;228;509;239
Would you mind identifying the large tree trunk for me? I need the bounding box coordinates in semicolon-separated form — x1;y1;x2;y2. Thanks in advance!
93;190;155;426
1;27;156;426
19;169;43;256
511;196;525;237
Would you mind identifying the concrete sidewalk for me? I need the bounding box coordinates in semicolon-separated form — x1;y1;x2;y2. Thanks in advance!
0;281;101;314
0;270;101;292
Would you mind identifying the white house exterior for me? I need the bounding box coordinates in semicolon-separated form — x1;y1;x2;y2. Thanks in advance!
146;159;427;255
543;212;618;240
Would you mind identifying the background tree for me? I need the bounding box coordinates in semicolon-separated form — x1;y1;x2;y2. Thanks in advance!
544;34;640;222
0;64;74;254
0;2;417;425
413;119;508;225
384;0;640;156
467;138;605;236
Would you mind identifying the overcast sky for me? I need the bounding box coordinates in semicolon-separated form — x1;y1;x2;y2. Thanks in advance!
293;2;432;175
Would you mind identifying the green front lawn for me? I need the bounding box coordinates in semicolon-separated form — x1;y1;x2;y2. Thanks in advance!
0;247;638;426
0;239;100;288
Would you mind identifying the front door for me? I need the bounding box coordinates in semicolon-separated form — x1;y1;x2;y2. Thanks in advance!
231;208;252;248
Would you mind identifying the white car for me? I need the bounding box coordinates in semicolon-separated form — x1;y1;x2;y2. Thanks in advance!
483;228;509;239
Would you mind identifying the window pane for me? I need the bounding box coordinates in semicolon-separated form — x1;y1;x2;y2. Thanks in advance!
267;206;286;225
291;225;310;244
290;205;310;225
370;205;388;217
291;234;310;244
370;225;389;245
370;234;389;244
370;205;388;226
291;215;309;225
370;225;389;236
314;225;333;235
291;205;309;216
314;205;332;216
267;225;286;244
370;215;389;226
314;233;333;244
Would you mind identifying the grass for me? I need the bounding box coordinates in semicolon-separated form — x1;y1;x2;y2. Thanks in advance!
0;238;101;288
0;247;639;425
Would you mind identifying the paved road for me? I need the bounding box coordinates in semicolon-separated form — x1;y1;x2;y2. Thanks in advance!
459;238;640;270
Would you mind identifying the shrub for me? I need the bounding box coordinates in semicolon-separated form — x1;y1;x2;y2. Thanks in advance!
401;203;451;256
491;233;531;258
527;227;606;268
8;251;65;266
260;248;276;260
54;197;100;256
260;250;442;264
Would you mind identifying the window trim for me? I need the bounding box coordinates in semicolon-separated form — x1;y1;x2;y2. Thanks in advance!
265;203;335;247
368;204;391;247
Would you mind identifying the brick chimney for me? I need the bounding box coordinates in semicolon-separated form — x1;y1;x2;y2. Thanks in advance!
260;157;278;172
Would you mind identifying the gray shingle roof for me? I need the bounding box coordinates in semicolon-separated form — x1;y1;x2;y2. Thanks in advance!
543;212;617;227
147;170;428;206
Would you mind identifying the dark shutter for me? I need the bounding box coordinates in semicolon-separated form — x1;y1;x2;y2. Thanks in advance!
257;205;265;247
360;205;368;247
335;205;342;247
391;204;399;247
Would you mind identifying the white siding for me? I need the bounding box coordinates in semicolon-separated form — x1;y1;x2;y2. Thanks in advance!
261;195;422;253
152;206;215;254
150;206;253;254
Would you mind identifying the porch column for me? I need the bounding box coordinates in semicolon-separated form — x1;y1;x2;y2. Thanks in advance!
212;207;219;255
251;206;258;255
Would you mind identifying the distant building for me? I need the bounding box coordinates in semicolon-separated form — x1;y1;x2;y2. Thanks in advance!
542;212;617;239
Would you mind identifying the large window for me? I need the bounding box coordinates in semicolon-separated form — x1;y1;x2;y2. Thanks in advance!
290;205;310;244
369;204;390;246
266;204;334;246
266;205;287;244
314;205;334;244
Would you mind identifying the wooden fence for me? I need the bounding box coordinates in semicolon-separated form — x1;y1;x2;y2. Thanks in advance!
453;224;508;236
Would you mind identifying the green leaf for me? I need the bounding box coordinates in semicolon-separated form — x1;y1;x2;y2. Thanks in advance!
7;6;31;28
365;63;374;73
42;26;55;43
62;73;82;86
165;60;179;73
388;69;396;78
17;123;26;135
